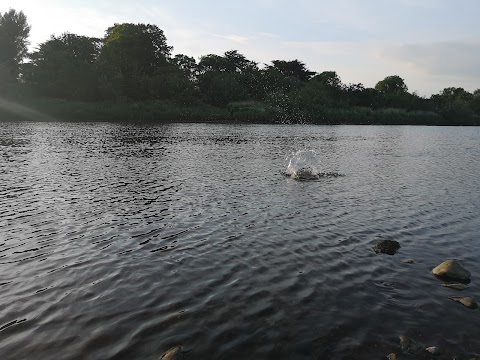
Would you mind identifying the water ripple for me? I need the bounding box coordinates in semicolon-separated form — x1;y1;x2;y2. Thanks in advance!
1;123;480;359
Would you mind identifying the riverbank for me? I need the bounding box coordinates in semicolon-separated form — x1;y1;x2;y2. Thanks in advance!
1;97;480;125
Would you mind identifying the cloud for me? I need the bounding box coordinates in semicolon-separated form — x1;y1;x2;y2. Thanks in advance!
383;41;480;78
212;34;249;43
375;40;480;94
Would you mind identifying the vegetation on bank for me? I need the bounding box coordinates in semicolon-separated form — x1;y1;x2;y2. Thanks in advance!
1;9;480;125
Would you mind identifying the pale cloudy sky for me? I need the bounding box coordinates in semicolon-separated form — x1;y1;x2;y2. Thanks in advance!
3;0;480;95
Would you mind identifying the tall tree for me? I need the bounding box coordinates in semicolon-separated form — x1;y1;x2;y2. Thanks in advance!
171;54;197;81
197;51;260;104
98;23;172;98
374;75;408;94
313;71;343;89
99;23;171;76
25;33;102;100
0;9;31;83
270;60;315;82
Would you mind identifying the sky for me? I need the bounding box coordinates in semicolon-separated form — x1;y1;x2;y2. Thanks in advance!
3;0;480;96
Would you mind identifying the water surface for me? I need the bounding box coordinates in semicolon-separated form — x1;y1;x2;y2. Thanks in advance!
1;123;480;359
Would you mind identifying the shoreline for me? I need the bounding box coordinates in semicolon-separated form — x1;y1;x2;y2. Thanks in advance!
1;97;480;126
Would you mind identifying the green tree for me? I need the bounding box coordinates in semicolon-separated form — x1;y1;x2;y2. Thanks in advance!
313;71;343;89
198;51;261;104
0;9;30;84
25;33;102;100
431;87;474;123
171;54;198;81
269;60;315;82
294;71;346;109
470;89;480;115
375;75;408;94
99;23;172;99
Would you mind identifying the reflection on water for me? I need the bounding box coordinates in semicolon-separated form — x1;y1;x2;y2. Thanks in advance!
1;123;480;359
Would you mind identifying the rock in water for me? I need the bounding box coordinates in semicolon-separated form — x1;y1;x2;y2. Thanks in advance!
449;296;478;310
399;336;423;356
159;346;182;360
426;346;442;355
442;283;469;291
432;260;471;281
386;353;397;360
401;259;415;264
373;240;401;255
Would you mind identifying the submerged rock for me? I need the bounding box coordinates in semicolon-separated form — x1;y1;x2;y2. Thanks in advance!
291;168;319;180
373;240;401;255
449;296;478;310
432;260;471;281
442;283;469;291
401;259;415;264
159;346;182;360
426;346;441;356
399;336;423;356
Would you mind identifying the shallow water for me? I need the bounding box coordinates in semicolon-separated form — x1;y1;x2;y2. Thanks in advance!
1;123;480;360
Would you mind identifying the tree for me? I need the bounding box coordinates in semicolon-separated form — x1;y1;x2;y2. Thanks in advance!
375;75;408;94
0;9;31;83
223;50;257;73
312;71;343;89
171;54;198;81
269;60;315;82
470;89;480;115
100;23;171;74
26;33;102;100
296;71;346;108
439;87;473;102
98;23;172;98
198;51;261;104
431;87;474;123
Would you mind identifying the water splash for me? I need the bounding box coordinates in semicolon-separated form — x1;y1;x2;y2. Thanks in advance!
285;150;322;180
284;149;345;180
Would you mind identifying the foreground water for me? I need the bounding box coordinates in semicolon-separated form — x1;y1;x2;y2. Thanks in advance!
1;123;480;360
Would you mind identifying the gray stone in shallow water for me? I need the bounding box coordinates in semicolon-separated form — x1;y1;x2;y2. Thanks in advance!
442;283;469;291
399;336;423;356
159;346;182;360
449;296;478;309
401;259;415;264
432;260;471;281
373;240;401;255
426;346;441;355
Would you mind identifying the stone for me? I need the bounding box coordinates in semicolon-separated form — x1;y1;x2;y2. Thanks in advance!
426;346;441;355
159;346;182;360
401;259;415;264
373;240;401;255
442;283;469;291
399;336;423;356
432;260;471;281
449;296;478;310
386;353;397;360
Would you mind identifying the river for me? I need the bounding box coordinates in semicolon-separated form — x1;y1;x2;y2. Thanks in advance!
1;123;480;359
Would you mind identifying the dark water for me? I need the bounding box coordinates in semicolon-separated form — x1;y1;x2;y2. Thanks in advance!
1;123;480;360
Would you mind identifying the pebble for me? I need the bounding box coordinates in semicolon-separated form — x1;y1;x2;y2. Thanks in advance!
449;296;478;310
159;346;182;360
373;240;401;255
426;346;441;355
432;260;471;281
442;283;469;291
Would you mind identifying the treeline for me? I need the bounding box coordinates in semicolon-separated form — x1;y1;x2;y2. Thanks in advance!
1;8;480;125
